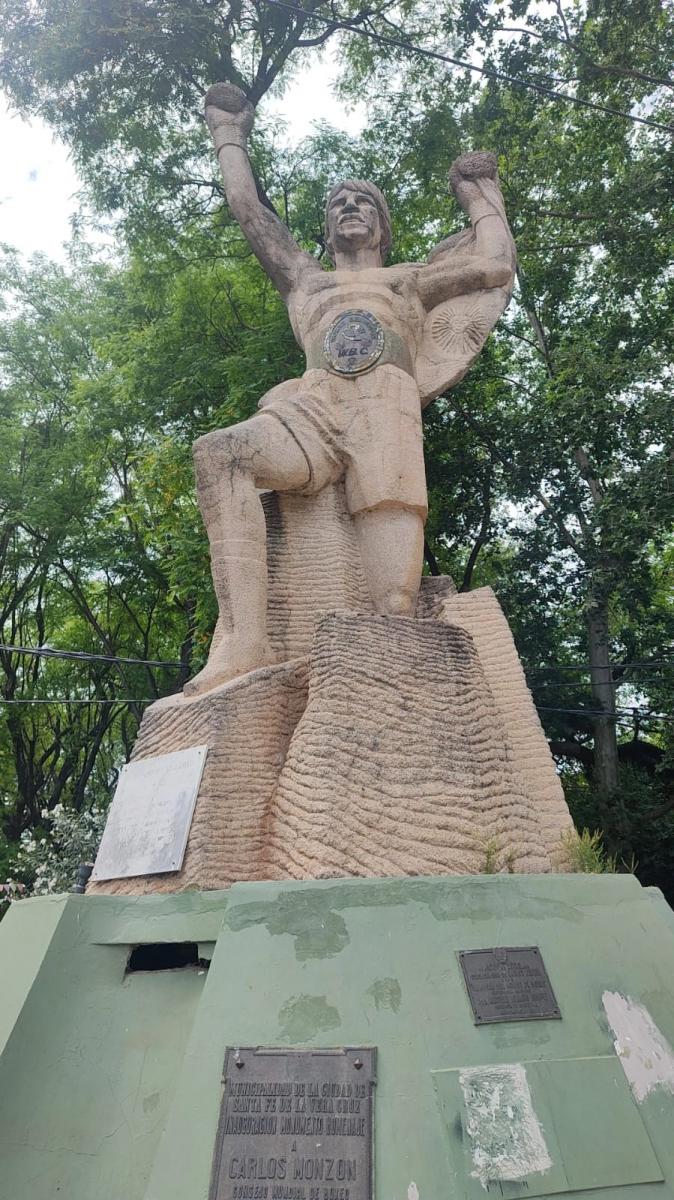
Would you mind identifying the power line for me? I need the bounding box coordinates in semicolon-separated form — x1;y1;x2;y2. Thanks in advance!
1;697;670;723
536;705;672;723
266;0;674;134
2;642;671;676
591;703;670;716
527;659;674;674
533;680;672;690
0;698;155;706
0;644;182;669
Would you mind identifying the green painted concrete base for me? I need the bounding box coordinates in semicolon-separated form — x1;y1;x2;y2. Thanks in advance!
1;874;674;1200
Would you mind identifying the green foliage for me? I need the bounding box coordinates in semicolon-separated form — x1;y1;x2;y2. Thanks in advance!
0;0;423;248
560;827;618;874
562;763;674;891
0;237;290;846
479;838;516;874
481;838;500;874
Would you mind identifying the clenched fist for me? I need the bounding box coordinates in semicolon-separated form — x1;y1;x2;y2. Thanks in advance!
449;151;501;214
204;81;255;147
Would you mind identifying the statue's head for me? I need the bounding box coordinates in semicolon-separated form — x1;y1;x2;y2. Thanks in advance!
325;179;392;264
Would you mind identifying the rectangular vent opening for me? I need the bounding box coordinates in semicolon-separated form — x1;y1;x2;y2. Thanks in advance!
126;941;209;974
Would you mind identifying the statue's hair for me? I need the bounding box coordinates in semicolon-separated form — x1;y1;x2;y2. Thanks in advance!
325;179;392;263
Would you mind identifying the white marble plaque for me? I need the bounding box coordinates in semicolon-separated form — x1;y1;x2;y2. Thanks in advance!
91;746;208;881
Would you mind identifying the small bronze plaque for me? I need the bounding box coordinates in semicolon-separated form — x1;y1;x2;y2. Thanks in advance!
459;946;561;1025
210;1046;376;1200
323;310;385;375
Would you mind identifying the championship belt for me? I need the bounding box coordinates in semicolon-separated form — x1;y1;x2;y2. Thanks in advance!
323;309;385;375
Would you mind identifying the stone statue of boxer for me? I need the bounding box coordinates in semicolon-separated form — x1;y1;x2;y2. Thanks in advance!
186;82;515;695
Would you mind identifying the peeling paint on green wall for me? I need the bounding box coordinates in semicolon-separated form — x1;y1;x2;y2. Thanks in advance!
277;994;341;1042
366;977;402;1012
459;1063;552;1187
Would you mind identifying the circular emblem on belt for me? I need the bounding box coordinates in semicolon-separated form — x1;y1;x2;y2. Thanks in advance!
323;309;385;375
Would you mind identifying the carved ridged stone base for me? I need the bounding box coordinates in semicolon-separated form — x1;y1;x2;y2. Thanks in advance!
441;587;574;864
89;587;574;895
209;484;456;662
264;613;557;878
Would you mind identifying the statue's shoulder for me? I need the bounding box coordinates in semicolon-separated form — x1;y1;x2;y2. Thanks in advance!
288;261;332;312
297;261;333;293
381;261;423;277
389;260;423;272
379;261;425;296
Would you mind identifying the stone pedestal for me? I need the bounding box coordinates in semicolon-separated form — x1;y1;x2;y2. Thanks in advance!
89;593;573;894
2;874;674;1200
267;613;555;877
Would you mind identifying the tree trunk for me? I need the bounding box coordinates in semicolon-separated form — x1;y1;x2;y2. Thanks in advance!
586;604;623;849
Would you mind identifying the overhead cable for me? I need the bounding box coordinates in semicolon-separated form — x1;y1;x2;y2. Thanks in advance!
536;705;672;723
266;0;673;133
0;698;155;705
1;642;671;676
527;658;674;674
533;678;673;689
0;698;671;724
0;644;182;669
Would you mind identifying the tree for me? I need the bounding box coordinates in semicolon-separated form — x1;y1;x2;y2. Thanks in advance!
0;203;308;854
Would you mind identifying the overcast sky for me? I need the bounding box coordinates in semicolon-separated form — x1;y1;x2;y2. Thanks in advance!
0;58;365;263
1;100;81;260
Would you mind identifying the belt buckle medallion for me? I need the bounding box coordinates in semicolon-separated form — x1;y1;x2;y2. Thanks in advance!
324;309;385;375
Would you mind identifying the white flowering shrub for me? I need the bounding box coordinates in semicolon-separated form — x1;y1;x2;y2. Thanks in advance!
0;879;27;918
7;804;107;897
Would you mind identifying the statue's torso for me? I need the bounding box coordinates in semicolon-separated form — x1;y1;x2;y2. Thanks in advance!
288;264;427;361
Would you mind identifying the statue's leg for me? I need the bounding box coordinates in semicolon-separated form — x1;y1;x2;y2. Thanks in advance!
353;505;425;615
184;415;311;695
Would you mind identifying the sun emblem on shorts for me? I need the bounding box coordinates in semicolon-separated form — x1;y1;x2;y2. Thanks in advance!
431;302;488;355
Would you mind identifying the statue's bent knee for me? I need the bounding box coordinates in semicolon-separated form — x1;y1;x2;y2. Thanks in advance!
192;426;244;471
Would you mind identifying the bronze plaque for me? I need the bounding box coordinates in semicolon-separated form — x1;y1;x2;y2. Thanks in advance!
323;310;385;375
210;1046;376;1200
459;946;561;1024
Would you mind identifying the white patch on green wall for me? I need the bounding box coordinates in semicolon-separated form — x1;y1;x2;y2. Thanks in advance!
459;1063;552;1189
603;991;674;1103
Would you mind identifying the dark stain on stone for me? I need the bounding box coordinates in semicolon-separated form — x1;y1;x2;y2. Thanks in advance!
142;1091;160;1114
226;892;350;960
366;977;402;1012
277;994;341;1043
225;878;583;960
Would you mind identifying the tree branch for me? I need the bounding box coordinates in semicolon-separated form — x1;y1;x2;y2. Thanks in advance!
459;463;493;591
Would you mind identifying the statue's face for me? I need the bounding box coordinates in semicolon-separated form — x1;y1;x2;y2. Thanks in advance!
327;185;382;257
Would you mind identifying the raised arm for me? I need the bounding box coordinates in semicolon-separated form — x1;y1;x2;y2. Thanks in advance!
419;151;516;310
204;82;316;302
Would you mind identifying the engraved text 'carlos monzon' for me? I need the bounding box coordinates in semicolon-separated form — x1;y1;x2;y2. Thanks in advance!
210;1049;376;1200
